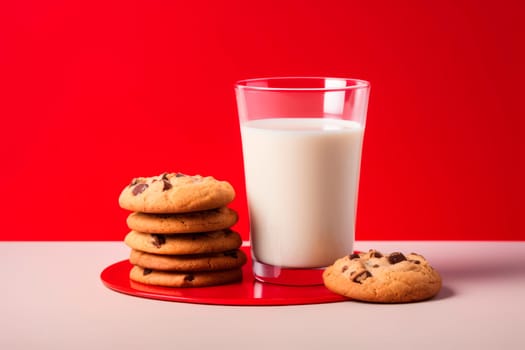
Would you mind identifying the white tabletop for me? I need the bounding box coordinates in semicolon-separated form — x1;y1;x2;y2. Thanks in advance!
1;241;524;350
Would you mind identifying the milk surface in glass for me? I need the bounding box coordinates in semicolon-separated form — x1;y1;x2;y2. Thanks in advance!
241;118;364;268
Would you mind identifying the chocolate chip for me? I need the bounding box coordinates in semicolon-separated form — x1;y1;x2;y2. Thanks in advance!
148;173;171;191
184;274;195;282
132;183;148;195
162;179;172;191
223;251;238;259
388;252;407;264
349;253;360;260
369;250;383;258
342;265;349;273
352;270;372;284
151;234;166;248
409;259;421;264
143;268;153;276
372;264;380;268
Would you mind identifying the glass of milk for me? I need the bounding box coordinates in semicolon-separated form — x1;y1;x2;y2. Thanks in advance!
235;77;370;286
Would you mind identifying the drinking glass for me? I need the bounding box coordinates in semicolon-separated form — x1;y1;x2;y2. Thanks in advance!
235;77;370;285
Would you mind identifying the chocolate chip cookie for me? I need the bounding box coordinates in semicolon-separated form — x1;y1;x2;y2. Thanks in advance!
118;172;235;213
130;266;243;287
323;249;442;303
126;207;238;234
124;229;243;255
129;249;247;271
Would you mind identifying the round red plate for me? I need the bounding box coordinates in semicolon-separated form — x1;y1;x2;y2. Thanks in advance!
100;246;347;306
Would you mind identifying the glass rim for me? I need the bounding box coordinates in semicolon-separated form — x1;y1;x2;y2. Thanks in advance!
235;76;370;92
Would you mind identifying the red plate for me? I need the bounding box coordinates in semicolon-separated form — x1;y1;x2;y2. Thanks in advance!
100;246;347;306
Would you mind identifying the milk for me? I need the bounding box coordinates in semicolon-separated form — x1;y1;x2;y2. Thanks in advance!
241;118;364;268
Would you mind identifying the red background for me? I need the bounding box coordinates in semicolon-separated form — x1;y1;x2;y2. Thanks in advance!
1;0;524;241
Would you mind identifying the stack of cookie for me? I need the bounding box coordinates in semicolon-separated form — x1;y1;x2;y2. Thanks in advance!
118;172;246;288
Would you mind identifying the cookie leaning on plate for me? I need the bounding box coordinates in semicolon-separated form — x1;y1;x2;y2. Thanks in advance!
323;250;442;303
126;207;238;234
118;172;235;213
